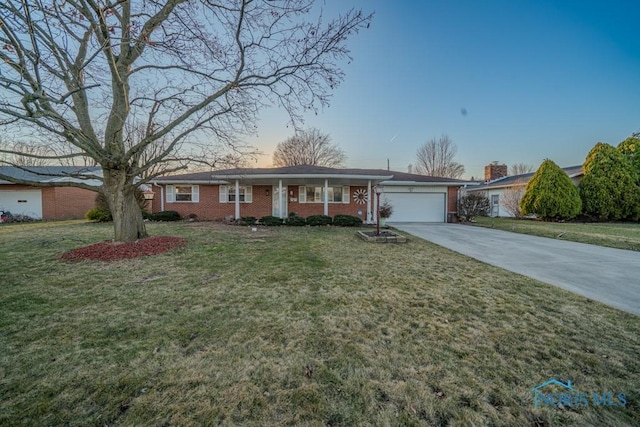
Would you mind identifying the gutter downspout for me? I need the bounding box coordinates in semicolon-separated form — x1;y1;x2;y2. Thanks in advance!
152;182;164;212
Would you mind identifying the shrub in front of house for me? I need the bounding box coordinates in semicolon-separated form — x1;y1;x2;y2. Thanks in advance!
238;216;257;225
260;215;283;226
306;214;332;226
285;213;306;226
521;159;581;220
457;193;490;221
146;210;181;221
85;207;112;222
332;214;363;227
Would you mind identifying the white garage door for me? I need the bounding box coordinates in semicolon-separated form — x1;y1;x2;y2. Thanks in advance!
0;190;43;218
383;192;445;222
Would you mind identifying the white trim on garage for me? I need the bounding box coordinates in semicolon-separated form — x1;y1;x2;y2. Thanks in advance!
382;186;447;222
0;189;43;218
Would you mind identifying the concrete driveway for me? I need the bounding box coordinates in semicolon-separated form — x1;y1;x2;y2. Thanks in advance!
392;223;640;316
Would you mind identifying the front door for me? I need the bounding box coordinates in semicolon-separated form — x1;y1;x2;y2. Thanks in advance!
491;194;500;217
272;186;288;218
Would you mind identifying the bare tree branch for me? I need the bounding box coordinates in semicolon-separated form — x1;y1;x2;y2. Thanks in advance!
272;128;346;167
0;0;372;241
510;163;534;176
415;135;465;179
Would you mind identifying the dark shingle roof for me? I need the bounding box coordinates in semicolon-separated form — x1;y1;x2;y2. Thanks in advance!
468;165;583;190
154;165;470;184
0;166;101;184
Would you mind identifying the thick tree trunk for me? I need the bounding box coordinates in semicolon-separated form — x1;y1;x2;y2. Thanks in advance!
103;169;148;242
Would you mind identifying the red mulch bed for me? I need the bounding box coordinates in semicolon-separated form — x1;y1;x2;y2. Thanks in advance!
60;236;186;262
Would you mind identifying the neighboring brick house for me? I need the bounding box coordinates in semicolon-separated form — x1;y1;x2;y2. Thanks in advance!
150;165;468;223
464;163;584;217
0;166;101;220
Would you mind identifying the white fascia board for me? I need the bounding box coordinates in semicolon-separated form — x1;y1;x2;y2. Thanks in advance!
380;180;466;186
211;173;394;181
152;180;229;185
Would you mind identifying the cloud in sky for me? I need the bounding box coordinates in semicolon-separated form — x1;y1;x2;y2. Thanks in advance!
250;0;640;179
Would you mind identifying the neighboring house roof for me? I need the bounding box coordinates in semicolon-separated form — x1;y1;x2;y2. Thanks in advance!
467;165;583;191
0;166;102;187
153;165;470;186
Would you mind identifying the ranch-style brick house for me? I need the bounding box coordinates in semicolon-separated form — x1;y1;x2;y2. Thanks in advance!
150;165;468;223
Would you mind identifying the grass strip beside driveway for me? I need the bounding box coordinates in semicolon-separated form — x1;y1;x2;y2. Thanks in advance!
473;217;640;251
1;222;638;426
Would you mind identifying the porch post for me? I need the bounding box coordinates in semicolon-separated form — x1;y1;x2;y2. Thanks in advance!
323;179;329;216
278;179;284;218
366;180;372;223
234;179;240;219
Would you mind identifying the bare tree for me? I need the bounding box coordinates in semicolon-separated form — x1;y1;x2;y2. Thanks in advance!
415;135;465;179
0;1;372;241
501;179;527;218
510;163;534;176
272;128;346;167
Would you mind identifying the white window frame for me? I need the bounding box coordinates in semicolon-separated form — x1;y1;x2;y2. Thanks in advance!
219;185;252;203
298;186;349;204
166;185;199;203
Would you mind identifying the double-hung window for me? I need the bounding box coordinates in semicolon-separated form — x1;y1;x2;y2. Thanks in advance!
167;185;199;202
299;186;349;203
219;185;253;203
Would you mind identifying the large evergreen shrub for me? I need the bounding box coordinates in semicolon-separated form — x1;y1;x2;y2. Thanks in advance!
520;159;581;220
579;142;639;221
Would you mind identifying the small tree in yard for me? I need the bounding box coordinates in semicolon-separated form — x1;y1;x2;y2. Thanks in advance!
520;159;581;220
579;142;639;221
501;179;527;218
0;1;372;242
458;193;490;221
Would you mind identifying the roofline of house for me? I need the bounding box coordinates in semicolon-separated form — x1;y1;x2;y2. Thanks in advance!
380;180;467;186
210;173;395;180
151;179;230;185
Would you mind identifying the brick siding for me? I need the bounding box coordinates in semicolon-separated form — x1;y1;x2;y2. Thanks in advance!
0;184;96;220
153;184;371;221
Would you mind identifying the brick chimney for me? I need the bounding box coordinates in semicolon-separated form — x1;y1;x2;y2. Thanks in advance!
484;162;508;181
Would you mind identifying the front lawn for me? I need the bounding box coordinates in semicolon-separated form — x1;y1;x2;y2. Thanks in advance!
1;222;638;426
473;216;640;251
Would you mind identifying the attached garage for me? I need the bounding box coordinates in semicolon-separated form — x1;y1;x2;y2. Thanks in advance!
0;189;43;218
382;190;446;222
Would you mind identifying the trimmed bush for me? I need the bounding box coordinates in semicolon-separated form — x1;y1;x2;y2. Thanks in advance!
457;193;490;221
239;216;257;225
521;159;581;220
306;214;332;226
260;215;283;226
332;214;363;227
85;207;112;222
146;210;181;221
285;215;306;226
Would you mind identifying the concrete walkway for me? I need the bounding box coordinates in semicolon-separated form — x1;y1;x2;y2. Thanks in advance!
391;223;640;316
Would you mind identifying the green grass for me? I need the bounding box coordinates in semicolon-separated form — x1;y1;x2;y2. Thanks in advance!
473;217;640;251
1;221;639;426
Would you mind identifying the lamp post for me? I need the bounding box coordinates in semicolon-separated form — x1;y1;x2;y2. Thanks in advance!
374;184;383;236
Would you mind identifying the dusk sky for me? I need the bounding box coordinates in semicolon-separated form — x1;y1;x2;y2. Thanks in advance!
250;0;640;179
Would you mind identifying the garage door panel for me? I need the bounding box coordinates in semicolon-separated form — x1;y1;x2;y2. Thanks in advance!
0;190;43;218
382;192;445;222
